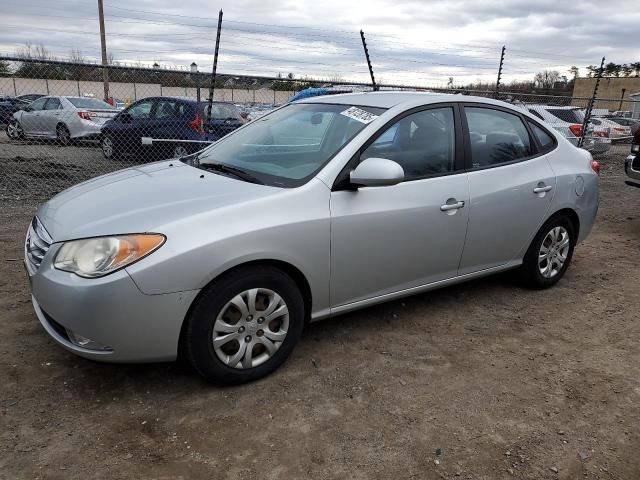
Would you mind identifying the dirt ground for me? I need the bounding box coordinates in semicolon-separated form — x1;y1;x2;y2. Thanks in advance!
0;142;639;480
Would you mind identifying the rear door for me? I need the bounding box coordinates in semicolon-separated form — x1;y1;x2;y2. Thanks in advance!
458;104;557;275
150;99;196;140
41;97;63;135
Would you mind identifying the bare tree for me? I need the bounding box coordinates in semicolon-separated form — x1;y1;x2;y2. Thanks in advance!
534;70;561;89
0;60;11;76
69;48;85;63
569;66;579;79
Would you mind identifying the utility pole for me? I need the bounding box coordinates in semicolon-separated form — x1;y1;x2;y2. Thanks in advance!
97;0;110;102
360;30;378;91
619;88;626;111
495;45;505;98
207;10;223;121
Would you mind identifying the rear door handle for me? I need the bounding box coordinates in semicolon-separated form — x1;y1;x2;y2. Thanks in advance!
533;185;553;194
440;201;465;211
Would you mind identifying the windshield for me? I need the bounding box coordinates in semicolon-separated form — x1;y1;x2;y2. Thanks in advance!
193;103;386;187
200;102;242;120
67;97;115;109
547;108;583;123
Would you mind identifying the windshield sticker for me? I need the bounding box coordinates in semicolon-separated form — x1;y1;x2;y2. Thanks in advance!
340;106;378;124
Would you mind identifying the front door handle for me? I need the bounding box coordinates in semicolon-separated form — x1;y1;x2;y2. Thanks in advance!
440;200;465;211
533;185;553;194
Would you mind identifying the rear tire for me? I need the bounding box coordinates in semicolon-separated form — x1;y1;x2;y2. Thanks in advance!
185;266;305;385
56;124;71;146
519;214;576;289
172;144;190;159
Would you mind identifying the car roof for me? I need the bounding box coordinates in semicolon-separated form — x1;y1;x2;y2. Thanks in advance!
297;91;514;109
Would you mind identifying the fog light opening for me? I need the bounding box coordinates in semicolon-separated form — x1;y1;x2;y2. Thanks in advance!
65;329;113;351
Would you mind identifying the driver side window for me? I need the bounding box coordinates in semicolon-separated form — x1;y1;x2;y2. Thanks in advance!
126;100;153;119
361;107;456;180
29;98;47;111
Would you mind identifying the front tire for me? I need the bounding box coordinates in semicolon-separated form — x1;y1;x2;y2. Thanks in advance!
519;214;575;289
6;120;24;140
185;266;305;384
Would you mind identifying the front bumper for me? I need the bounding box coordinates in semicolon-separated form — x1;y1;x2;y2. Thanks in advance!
26;247;199;363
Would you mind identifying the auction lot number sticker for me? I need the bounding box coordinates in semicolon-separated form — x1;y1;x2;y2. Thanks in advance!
340;106;379;124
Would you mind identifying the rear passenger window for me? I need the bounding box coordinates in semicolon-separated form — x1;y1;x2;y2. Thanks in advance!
465;107;532;168
528;121;555;153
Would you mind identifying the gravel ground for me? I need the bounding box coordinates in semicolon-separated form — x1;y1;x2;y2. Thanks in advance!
0;135;639;479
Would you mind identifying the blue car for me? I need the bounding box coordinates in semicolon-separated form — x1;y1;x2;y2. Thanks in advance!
100;97;247;160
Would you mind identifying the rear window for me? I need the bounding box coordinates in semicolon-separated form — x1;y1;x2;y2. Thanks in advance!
546;108;583;123
200;102;241;120
67;97;114;110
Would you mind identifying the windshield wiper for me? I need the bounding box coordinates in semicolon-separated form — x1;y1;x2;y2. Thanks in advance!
196;162;264;185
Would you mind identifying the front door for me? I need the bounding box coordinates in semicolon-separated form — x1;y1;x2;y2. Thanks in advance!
330;105;469;307
20;96;48;135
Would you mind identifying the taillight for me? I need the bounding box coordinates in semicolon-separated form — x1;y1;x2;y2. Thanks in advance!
77;111;95;121
591;160;600;175
188;112;204;133
613;127;625;132
568;124;582;137
594;130;609;138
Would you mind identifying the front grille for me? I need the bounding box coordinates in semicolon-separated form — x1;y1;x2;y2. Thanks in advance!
632;153;640;172
25;217;52;271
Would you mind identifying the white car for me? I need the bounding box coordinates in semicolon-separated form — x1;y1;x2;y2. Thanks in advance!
591;117;632;140
6;96;119;144
524;105;611;154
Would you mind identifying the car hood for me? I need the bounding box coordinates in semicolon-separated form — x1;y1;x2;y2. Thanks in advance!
37;161;283;242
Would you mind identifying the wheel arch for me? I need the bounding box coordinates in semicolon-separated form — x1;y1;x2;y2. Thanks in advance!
177;258;313;359
547;207;580;239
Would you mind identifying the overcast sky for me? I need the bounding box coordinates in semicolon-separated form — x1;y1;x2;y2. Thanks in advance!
0;0;638;86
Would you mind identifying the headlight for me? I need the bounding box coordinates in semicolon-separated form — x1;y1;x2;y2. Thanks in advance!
54;234;165;278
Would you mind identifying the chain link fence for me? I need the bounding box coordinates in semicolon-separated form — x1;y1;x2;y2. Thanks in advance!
1;58;637;204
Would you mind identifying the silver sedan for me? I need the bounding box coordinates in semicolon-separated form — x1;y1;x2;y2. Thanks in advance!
25;92;599;384
7;96;118;144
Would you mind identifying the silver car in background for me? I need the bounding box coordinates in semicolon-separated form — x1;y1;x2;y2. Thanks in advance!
525;104;611;154
7;96;119;144
25;92;599;384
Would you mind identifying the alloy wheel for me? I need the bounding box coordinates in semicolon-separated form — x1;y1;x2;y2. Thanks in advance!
212;288;289;369
56;125;70;145
7;121;22;139
538;226;570;279
173;145;189;158
102;136;114;158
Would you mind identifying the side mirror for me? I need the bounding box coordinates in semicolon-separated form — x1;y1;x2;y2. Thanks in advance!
24;106;32;112
350;157;404;188
119;112;132;123
239;111;248;120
